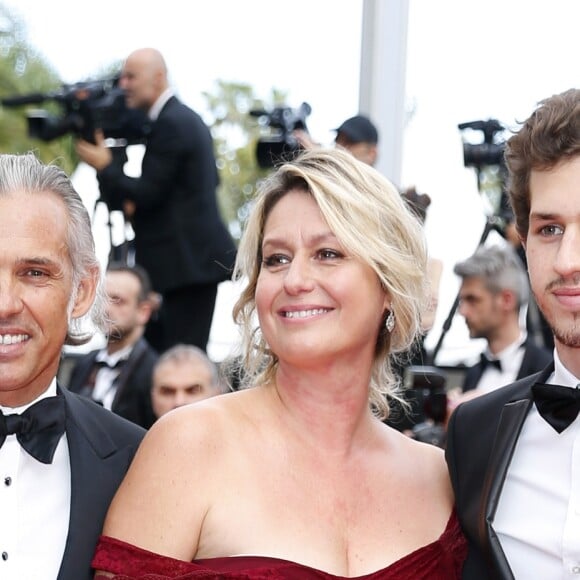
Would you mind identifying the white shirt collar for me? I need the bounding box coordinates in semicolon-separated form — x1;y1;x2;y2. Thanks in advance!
552;348;580;388
96;343;133;367
148;88;174;121
484;331;527;362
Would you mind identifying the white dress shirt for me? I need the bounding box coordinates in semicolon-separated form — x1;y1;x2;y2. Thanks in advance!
92;344;132;410
476;333;526;394
0;379;70;580
495;349;580;578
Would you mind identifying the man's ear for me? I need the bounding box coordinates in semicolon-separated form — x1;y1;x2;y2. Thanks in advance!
70;266;98;318
137;299;154;326
500;288;518;311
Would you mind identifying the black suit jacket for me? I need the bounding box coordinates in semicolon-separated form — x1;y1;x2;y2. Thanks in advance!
462;339;552;392
97;96;237;293
66;337;158;429
446;364;554;580
57;385;145;580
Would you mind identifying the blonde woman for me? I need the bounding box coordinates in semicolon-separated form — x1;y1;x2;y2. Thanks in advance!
93;148;466;579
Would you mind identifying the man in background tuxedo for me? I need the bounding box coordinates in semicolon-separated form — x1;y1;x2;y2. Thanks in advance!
67;262;158;429
446;88;580;579
447;244;551;412
0;153;144;580
76;47;237;353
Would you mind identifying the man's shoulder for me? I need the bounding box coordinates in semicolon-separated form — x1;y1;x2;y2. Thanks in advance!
63;387;146;441
158;97;209;129
128;337;159;367
457;371;539;416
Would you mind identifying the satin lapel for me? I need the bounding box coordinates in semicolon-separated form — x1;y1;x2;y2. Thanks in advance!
56;388;131;580
478;363;554;579
111;338;146;408
478;397;531;579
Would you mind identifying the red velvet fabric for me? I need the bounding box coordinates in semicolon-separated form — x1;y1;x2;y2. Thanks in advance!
93;511;466;579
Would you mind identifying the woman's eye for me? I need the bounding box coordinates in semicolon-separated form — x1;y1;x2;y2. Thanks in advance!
262;254;290;267
318;249;342;260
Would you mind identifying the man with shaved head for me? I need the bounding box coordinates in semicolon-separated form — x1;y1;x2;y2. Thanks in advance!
76;48;236;354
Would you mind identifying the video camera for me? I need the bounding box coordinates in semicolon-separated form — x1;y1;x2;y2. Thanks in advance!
405;366;448;448
458;119;506;169
250;102;311;169
1;76;149;145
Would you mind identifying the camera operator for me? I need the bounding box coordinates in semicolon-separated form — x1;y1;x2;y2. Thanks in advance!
294;114;379;167
76;47;236;354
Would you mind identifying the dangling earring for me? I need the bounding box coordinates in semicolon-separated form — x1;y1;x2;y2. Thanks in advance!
385;309;395;333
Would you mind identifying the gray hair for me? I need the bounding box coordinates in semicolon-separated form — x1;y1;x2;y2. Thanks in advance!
154;344;225;393
0;152;106;344
454;244;529;309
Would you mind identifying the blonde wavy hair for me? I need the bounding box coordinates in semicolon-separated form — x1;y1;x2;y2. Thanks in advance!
230;148;428;419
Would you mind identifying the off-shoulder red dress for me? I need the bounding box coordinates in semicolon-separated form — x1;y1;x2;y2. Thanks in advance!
92;510;466;579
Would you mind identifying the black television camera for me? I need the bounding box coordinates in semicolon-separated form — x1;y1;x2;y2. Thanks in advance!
250;102;311;169
1;76;149;145
405;365;448;448
458;118;506;169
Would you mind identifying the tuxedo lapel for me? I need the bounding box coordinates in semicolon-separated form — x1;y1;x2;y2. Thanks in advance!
479;398;530;579
111;338;146;408
57;387;141;580
463;362;485;392
478;364;554;578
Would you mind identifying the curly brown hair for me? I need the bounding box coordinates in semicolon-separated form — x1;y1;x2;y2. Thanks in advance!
505;88;580;240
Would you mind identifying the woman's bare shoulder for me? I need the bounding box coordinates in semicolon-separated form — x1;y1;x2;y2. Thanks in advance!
101;388;264;559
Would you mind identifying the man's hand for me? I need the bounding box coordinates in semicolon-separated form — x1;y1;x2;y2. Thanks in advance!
75;130;113;171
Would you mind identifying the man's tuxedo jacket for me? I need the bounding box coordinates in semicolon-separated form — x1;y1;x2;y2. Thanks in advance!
446;365;554;579
57;385;145;579
66;337;158;429
97;96;237;294
461;339;552;392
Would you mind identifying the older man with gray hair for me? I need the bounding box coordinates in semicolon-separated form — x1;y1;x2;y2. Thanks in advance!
0;152;145;580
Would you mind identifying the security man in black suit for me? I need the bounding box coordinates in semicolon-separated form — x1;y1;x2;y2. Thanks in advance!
0;152;144;580
76;47;237;353
66;262;158;429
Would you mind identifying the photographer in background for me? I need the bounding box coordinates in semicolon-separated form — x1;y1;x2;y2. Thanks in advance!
76;47;237;354
294;113;379;166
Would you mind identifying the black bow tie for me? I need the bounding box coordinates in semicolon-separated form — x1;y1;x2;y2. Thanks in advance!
480;353;502;373
0;396;66;464
95;358;126;370
531;383;580;433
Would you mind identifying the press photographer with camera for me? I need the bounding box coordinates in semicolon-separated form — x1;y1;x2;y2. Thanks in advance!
76;47;236;354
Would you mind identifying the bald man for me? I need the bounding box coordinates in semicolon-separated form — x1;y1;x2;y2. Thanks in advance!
76;48;236;353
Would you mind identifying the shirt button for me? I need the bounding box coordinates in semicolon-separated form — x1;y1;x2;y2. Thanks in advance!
572;565;580;574
3;477;11;486
1;552;7;561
